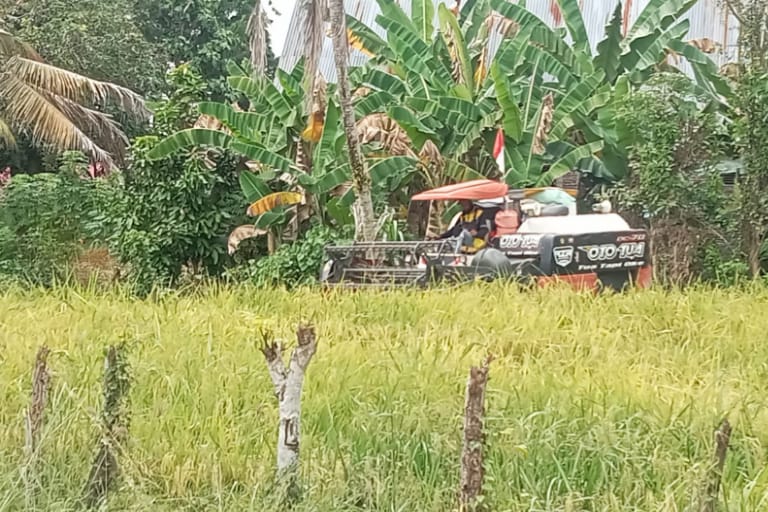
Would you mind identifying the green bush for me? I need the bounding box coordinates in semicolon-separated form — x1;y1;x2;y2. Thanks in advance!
230;225;352;289
92;65;248;294
0;152;114;285
610;73;734;285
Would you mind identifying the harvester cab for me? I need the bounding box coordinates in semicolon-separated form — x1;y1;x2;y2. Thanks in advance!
319;179;652;291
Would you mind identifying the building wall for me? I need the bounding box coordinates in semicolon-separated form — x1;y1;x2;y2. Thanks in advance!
277;0;740;82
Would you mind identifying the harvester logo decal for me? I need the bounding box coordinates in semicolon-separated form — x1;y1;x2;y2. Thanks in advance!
580;242;646;262
553;246;574;267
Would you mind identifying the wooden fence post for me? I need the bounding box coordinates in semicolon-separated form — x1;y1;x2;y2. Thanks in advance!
698;418;732;512
261;323;318;501
459;355;492;512
23;345;51;508
83;343;131;509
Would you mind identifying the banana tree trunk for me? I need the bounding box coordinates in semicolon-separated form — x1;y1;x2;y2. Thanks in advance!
328;0;377;242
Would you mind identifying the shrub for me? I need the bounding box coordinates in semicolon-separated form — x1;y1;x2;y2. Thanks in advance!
93;65;248;294
610;73;734;285
229;224;353;288
0;152;115;285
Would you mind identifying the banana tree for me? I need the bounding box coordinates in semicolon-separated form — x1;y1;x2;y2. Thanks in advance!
488;0;733;184
343;0;612;237
147;60;417;253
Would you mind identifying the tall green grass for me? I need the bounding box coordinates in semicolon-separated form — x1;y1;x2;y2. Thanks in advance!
1;283;767;511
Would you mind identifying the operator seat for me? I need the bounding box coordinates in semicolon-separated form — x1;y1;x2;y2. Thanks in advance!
493;209;520;236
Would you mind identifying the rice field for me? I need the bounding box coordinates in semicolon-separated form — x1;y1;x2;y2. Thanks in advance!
1;283;768;511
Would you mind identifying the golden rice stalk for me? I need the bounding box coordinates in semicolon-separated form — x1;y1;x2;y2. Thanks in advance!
532;93;554;156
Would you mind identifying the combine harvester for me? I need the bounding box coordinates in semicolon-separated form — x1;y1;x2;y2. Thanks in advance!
319;179;652;292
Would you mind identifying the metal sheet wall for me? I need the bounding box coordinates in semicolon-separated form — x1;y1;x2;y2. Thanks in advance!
277;0;740;82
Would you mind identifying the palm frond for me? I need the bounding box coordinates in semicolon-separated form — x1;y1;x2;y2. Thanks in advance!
247;2;269;76
0;29;42;60
7;57;149;119
0;76;114;165
0;117;17;149
46;94;129;163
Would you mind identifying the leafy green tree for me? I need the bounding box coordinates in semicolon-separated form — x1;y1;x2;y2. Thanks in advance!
609;73;734;285
2;0;165;95
145;59;416;247
725;0;768;276
95;65;248;292
134;0;277;99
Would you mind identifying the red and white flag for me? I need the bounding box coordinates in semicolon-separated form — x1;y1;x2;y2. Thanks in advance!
493;128;505;175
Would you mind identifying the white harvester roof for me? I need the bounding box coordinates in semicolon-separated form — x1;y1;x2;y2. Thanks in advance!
517;214;631;235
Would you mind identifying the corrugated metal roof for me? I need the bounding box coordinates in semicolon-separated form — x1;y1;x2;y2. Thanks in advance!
277;0;740;83
278;0;441;83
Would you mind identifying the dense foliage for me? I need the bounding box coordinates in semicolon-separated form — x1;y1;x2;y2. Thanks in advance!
609;73;741;284
0;0;767;290
3;0;165;95
95;67;248;293
135;0;277;99
0;152;113;285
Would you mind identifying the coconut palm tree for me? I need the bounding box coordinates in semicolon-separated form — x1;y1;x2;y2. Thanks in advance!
0;28;148;168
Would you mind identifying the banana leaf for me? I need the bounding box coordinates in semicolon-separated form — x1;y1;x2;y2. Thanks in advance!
147;128;233;160
376;15;454;91
438;4;473;90
555;0;591;56
315;99;342;170
627;0;698;42
412;0;435;43
358;68;407;96
239;170;271;202
536;141;603;186
594;2;624;85
346;15;393;60
247;192;303;216
666;39;732;99
491;61;523;143
621;20;690;73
